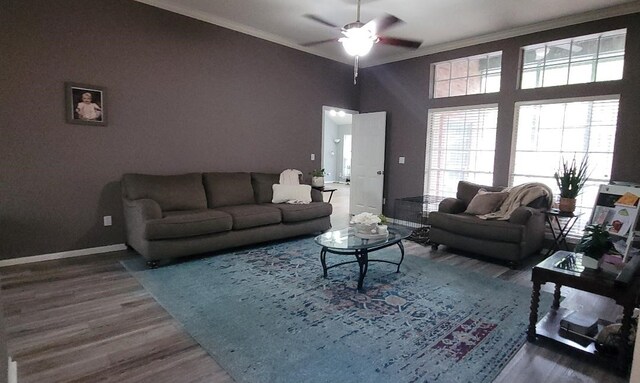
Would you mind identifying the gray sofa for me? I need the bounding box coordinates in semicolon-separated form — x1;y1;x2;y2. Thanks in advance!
121;172;332;265
429;181;550;265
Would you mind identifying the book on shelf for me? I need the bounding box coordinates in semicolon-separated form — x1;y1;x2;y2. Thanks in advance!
615;192;640;207
559;311;599;337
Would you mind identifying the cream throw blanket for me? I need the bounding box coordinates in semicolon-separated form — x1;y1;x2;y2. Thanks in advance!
478;182;553;220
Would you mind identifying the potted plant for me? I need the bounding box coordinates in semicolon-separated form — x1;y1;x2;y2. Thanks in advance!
575;224;613;270
554;156;589;213
377;214;389;234
310;169;325;188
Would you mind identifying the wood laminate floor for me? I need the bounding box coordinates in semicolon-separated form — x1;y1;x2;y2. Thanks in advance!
0;186;630;382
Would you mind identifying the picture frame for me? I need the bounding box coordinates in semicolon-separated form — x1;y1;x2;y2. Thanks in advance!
65;82;107;126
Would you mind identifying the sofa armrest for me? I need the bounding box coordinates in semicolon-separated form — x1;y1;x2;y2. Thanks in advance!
508;206;541;225
438;198;466;214
123;198;162;220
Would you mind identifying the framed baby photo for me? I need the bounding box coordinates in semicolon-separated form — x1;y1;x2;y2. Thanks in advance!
65;82;107;126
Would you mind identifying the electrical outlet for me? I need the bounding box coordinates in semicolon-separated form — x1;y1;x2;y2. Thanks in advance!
103;216;112;226
399;156;405;164
311;153;315;161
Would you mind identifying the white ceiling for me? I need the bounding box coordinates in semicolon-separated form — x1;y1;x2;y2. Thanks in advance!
136;0;640;67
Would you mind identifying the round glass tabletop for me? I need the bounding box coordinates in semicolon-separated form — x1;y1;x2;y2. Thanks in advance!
314;226;412;250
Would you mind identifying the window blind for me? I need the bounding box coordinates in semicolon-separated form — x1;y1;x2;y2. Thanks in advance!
512;97;620;236
424;106;498;198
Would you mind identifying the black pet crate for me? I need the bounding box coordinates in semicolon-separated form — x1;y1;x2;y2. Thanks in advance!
393;195;445;245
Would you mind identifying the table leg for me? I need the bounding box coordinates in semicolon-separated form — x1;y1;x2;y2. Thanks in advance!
396;241;405;272
320;247;328;278
552;283;561;310
527;281;542;341
327;190;335;203
619;304;634;371
355;249;369;291
545;216;559;257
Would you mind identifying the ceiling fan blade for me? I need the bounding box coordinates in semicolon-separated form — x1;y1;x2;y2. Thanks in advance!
378;36;422;49
300;38;340;47
304;14;340;29
364;13;402;33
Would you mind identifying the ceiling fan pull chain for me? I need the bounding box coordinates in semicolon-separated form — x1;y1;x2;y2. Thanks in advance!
354;55;359;85
356;0;361;22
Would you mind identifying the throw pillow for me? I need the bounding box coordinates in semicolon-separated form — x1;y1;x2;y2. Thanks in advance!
464;189;509;215
272;184;312;204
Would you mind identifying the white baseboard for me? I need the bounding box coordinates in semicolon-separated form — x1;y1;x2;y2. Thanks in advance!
0;244;128;268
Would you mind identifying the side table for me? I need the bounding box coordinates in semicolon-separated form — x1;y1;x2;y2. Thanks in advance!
312;186;337;203
527;250;640;373
544;209;583;256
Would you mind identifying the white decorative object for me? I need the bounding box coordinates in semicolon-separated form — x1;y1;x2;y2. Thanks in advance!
351;212;382;233
312;176;324;188
377;224;388;234
581;255;599;270
271;184;312;204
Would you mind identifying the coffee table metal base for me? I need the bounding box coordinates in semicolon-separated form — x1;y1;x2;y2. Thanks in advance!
320;241;405;291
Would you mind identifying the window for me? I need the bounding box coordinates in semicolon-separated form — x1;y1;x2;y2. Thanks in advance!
511;97;620;235
521;29;626;89
425;106;498;198
432;52;502;98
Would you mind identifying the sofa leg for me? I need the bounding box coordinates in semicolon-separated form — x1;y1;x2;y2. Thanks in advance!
508;261;520;270
146;260;159;269
431;243;439;251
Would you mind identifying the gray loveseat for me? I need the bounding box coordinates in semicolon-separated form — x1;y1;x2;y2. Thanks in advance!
429;181;550;266
121;172;332;266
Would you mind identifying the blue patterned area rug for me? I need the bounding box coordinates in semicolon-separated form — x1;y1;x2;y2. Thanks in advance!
123;238;551;383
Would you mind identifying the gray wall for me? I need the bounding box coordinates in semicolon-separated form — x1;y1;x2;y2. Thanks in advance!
322;116;339;182
360;14;640;217
0;0;358;259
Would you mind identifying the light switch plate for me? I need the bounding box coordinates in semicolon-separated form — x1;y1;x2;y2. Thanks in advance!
399;156;405;164
311;153;315;161
103;216;112;226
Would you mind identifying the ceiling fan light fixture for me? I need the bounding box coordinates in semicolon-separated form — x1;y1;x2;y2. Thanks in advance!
339;27;376;56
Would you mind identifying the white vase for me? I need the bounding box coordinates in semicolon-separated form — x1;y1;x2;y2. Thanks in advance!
312;176;324;188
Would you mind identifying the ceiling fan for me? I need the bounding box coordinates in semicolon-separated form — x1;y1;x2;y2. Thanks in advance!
302;0;422;84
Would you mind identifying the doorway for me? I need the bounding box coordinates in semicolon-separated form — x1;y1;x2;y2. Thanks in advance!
322;106;356;184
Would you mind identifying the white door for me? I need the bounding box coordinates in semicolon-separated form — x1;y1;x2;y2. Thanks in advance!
349;112;386;215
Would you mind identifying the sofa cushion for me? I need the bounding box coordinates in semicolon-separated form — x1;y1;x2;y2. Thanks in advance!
272;202;332;223
251;173;280;203
457;181;505;207
464;189;509;215
429;212;524;243
215;204;282;229
144;210;232;240
122;173;207;211
203;172;255;208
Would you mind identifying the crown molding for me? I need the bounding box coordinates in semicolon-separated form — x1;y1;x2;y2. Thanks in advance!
134;0;353;65
361;2;640;68
135;0;640;69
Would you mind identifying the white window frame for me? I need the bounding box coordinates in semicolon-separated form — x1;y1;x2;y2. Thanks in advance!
424;104;499;199
509;95;620;237
520;29;626;89
431;51;502;98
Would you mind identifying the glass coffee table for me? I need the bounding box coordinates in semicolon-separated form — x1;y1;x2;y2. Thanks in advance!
314;226;412;291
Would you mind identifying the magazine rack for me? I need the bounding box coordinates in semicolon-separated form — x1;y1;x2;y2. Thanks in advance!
589;184;640;262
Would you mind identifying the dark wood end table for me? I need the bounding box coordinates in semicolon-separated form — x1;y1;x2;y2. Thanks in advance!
528;250;640;373
544;209;583;256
